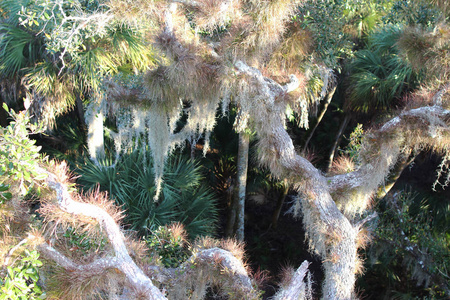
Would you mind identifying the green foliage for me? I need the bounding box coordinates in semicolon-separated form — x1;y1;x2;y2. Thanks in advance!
145;225;189;268
0;249;45;300
299;0;390;68
299;0;354;68
362;190;450;298
76;151;219;238
383;0;440;27
340;123;364;163
63;227;106;254
0;0;156;129
347;25;418;113
0;105;45;200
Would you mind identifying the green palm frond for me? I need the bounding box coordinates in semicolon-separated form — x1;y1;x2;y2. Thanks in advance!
369;24;402;55
0;24;34;76
105;24;155;72
0;0;29;25
76;156;117;191
23;62;58;95
347;26;417;113
76;150;219;238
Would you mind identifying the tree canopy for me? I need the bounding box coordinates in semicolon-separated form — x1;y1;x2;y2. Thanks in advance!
0;0;449;299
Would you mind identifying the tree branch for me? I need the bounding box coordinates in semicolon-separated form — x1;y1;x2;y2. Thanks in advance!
37;166;167;300
274;260;312;300
328;106;450;200
169;247;259;299
234;60;358;299
38;242;119;276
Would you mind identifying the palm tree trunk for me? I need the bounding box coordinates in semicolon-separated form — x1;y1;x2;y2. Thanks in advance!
225;184;237;237
326;114;350;172
304;86;336;149
234;133;249;241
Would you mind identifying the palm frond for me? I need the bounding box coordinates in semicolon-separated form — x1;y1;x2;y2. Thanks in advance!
0;0;29;25
76;150;219;238
0;24;33;76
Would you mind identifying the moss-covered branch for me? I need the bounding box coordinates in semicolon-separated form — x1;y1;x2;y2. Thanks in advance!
37;165;167;300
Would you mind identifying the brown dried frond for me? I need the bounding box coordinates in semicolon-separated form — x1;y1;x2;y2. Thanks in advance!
329;155;356;175
23;229;46;249
251;0;298;52
398;24;450;81
300;147;319;165
406;83;450;110
104;79;145;106
46;160;74;187
83;187;125;225
145;66;178;105
218;14;253;58
39;202;96;236
251;266;271;288
227;0;298;61
124;233;148;262
107;0;162;24
220;238;245;262
354;256;365;275
154;31;193;62
398;26;435;71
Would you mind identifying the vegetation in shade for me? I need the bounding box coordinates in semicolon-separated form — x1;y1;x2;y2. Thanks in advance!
0;249;45;300
75;150;219;238
347;25;419;113
361;190;450;298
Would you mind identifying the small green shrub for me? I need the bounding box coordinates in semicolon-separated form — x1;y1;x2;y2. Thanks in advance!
145;224;189;268
341;123;364;163
0;104;45;199
0;249;45;300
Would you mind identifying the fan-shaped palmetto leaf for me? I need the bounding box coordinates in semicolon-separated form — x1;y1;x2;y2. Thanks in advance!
369;24;403;55
107;24;155;72
0;0;29;25
347;25;418;113
178;185;218;237
76;150;219;238
0;24;36;76
76;156;118;191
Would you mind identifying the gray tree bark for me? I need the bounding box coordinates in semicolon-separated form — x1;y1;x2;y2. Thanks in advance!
234;132;249;241
86;98;105;164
